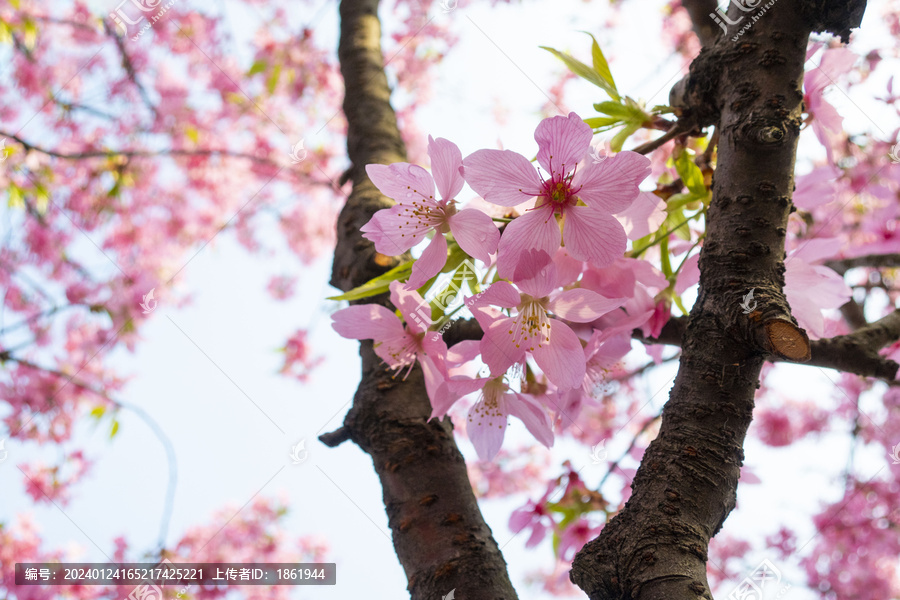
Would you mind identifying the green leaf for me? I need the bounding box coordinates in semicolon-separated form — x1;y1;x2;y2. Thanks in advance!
22;20;36;51
610;121;641;152
427;247;480;323
7;184;23;209
581;32;618;101
593;101;636;120
663;208;692;240
583;116;622;129
184;125;200;144
0;21;12;46
540;46;618;100
660;236;673;279
110;419;120;439
327;261;414;302
673;149;706;196
266;63;281;95
247;59;267;76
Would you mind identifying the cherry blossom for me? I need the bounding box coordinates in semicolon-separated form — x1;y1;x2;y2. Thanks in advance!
361;136;499;288
468;251;627;390
804;46;857;163
459;376;555;461
331;280;449;396
784;238;852;339
462;112;650;277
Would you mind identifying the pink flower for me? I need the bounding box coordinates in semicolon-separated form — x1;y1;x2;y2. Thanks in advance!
469;251;627;390
361;137;500;289
462;112;650;277
464;377;554;460
554;332;632;430
267;275;297;300
804;47;856;163
784;239;851;339
793;165;841;210
331;281;448;398
558;518;603;561
279;329;323;382
509;499;552;548
616;191;666;240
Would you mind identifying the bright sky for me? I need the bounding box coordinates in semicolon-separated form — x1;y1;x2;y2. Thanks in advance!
2;0;897;598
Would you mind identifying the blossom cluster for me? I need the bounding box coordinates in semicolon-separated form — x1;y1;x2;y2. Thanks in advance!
332;112;662;460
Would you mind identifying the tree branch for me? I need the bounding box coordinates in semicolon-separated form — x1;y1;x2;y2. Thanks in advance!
104;20;160;120
803;310;900;379
0;129;279;164
636;312;899;380
825;253;900;275
571;3;866;597
327;1;518;597
680;0;722;47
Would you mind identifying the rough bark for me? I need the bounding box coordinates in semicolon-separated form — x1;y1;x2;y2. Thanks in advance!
326;0;518;597
636;314;900;380
680;0;721;47
570;2;866;598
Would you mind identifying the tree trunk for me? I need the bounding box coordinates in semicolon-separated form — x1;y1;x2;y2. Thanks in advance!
570;1;866;598
325;0;519;597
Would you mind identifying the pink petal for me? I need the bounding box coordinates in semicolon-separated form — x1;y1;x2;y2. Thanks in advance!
674;254;700;295
406;232;448;290
389;280;430;334
525;523;547;548
581;262;636;298
548;289;627;322
509;507;535;533
532;320;586;390
534;112;592;176
615;191;666;240
360;203;436;256
467;397;507;461
448;208;500;264
784;260;851;339
359;207;417;256
447;340;482;366
739;465;762;484
793;166;840;210
466;299;505;332
419;351;449;406
365;162;436;204
585;331;633;365
507;393;554;448
630;258;669;289
496;205;561;280
429;376;486;420
469;280;521;309
421;332;449;368
462;149;543;207
810;96;844;135
563;207;627;268
572;151;650;213
513;250;558;298
554;249;585;286
427;136;465;200
789;237;843;265
331;304;404;341
480;319;526;376
373;331;419;369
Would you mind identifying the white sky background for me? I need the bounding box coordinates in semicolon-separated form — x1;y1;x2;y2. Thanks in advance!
1;0;898;598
